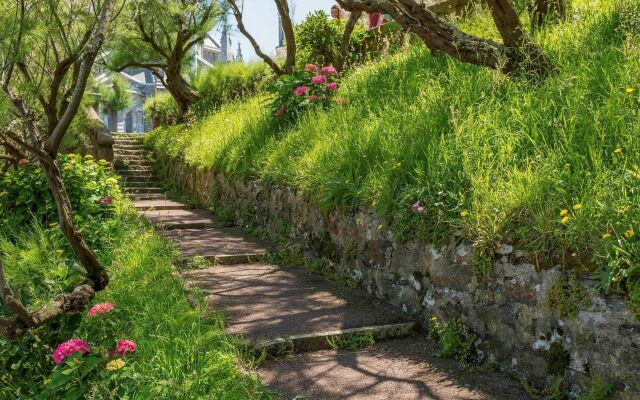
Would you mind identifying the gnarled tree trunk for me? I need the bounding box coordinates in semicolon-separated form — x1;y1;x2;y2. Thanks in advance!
38;155;109;290
337;0;553;76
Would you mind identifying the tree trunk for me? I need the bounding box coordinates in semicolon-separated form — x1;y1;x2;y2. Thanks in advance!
530;0;565;30
274;0;296;74
337;11;363;72
337;0;553;76
38;156;109;291
163;66;199;117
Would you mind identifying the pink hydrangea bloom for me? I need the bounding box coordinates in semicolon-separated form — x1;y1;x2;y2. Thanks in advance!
326;82;338;91
275;105;287;117
99;198;113;205
311;75;327;85
52;339;90;365
304;64;319;73
116;339;136;355
87;302;115;317
320;66;338;76
294;86;309;96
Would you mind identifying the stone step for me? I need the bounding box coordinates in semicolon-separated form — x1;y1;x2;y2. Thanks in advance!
141;208;224;230
254;322;416;356
115;161;154;168
122;180;158;188
114;138;144;144
114;149;146;156
124;187;165;194
127;193;167;201
116;167;153;174
133;199;187;211
163;227;273;264
118;175;155;182
259;336;528;400
114;143;145;150
181;263;409;342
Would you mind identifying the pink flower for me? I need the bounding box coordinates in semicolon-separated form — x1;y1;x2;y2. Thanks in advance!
52;339;90;365
417;206;425;213
311;75;327;85
304;64;319;73
306;95;320;102
87;302;115;317
294;86;309;96
327;82;338;91
99;197;113;205
275;105;287;117
320;66;338;76
116;339;136;355
412;201;421;210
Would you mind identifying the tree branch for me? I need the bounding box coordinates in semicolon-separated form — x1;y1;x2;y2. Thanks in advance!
46;0;117;155
228;0;284;75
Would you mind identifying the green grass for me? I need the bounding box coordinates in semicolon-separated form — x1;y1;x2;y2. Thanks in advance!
147;1;640;298
0;202;270;399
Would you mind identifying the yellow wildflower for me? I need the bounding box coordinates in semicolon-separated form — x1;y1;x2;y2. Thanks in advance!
626;87;634;94
614;147;623;154
394;162;401;169
560;216;570;224
430;316;438;321
573;204;582;210
106;359;125;371
460;210;469;217
601;233;611;239
377;224;383;231
624;229;635;238
560;209;569;216
571;252;577;257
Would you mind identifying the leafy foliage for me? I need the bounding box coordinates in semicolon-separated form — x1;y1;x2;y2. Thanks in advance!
295;10;367;70
96;75;134;113
145;63;271;124
427;317;475;362
0;154;120;248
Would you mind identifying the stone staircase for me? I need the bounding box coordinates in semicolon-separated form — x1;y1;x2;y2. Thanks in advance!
112;133;528;400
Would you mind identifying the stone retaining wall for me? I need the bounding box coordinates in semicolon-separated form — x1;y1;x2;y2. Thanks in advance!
157;158;640;399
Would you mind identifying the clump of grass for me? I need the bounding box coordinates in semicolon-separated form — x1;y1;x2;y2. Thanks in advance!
327;332;375;351
147;0;640;300
427;317;475;362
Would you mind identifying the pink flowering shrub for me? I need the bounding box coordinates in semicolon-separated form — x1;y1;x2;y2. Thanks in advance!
44;301;138;397
268;64;341;121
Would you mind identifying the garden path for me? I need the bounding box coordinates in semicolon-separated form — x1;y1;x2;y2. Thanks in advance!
113;134;528;400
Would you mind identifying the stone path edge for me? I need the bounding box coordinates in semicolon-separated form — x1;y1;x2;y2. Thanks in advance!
253;322;417;357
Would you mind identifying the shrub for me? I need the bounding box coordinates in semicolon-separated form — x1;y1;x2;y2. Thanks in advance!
0;154;120;248
144;92;181;127
145;63;270;125
268;65;341;121
191;62;271;118
296;10;368;71
427;317;475;362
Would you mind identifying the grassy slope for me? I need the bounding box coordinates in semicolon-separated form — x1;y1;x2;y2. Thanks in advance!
147;1;640;280
0;203;269;399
